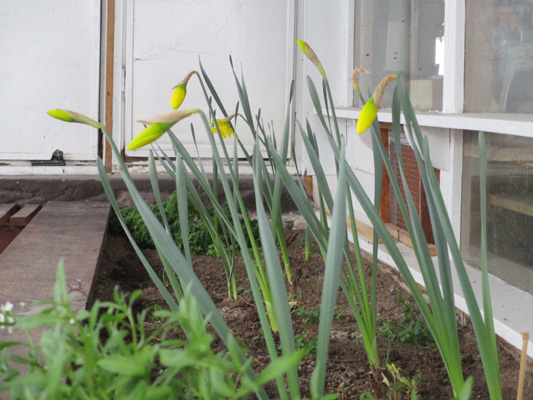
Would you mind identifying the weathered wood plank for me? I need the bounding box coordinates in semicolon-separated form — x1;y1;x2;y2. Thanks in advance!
0;201;110;370
10;204;42;227
0;204;19;225
0;226;23;254
0;201;110;357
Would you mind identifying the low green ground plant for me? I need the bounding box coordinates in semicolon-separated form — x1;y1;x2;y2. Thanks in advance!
0;264;298;399
379;289;435;348
292;305;320;325
114;193;259;257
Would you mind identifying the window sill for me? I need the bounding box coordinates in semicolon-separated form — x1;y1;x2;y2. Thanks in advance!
333;107;533;138
348;219;533;359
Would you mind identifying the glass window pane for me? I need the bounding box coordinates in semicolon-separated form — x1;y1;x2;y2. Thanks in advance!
354;0;444;111
465;1;533;113
461;131;533;294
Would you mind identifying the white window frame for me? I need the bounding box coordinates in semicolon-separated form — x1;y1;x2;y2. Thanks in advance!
334;0;533;358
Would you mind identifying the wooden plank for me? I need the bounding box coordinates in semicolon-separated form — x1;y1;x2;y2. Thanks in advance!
0;201;109;310
104;0;115;172
0;201;110;363
385;223;400;241
0;226;23;254
398;227;437;257
10;204;42;227
0;204;19;225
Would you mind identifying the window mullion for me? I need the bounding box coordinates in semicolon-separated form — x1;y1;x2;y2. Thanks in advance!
443;0;465;114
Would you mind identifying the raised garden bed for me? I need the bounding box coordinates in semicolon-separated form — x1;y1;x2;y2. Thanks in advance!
92;220;533;399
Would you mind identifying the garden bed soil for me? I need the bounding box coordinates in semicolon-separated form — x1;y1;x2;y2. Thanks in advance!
93;227;532;399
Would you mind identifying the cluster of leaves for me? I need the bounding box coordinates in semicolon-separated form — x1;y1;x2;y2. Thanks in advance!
113;193;259;257
379;289;435;348
359;364;420;400
0;265;297;400
292;304;320;325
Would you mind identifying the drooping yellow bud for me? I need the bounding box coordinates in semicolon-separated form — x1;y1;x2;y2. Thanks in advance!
356;97;378;134
356;74;397;134
47;109;103;129
170;71;197;110
47;109;76;123
129;108;199;150
297;39;327;80
170;84;187;110
128;123;175;150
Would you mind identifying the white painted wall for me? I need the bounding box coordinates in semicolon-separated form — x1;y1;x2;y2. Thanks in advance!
0;0;101;162
120;0;296;158
294;0;376;219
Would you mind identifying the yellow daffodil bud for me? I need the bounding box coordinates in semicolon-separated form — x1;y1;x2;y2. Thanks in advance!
129;108;199;150
210;114;238;139
356;74;397;134
47;109;103;129
47;109;76;123
171;84;187;110
128;122;174;150
356;97;378;134
297;39;327;80
170;71;197;110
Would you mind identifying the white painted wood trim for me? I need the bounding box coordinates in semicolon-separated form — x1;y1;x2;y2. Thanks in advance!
286;0;298;105
333;107;533;138
286;0;298;161
343;0;355;107
99;0;108;134
0;165;100;175
111;0;128;171
88;0;103;158
122;0;135;161
443;0;465;113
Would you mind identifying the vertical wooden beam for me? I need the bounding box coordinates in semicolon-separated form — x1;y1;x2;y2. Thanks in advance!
380;126;391;222
303;174;313;199
104;0;115;172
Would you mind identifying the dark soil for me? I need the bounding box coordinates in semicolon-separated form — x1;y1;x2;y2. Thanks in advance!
92;225;533;399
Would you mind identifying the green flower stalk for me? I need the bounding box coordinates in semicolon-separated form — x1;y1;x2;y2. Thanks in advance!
297;38;327;80
170;71;197;110
128;108;200;150
356;74;396;134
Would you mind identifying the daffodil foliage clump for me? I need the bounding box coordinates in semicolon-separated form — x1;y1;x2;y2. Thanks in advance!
115;193;259;257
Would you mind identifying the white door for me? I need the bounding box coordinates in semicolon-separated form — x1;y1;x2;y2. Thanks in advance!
0;0;101;161
123;1;295;158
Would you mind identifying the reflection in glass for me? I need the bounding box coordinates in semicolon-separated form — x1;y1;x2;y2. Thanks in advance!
466;1;533;113
354;0;444;110
461;131;533;294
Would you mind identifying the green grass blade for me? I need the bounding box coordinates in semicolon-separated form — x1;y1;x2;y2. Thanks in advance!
148;150;171;236
311;139;347;398
253;143;301;399
176;155;192;264
199;58;229;117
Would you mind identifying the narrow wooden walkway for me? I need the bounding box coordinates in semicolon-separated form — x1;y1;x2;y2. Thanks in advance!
0;201;109;344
